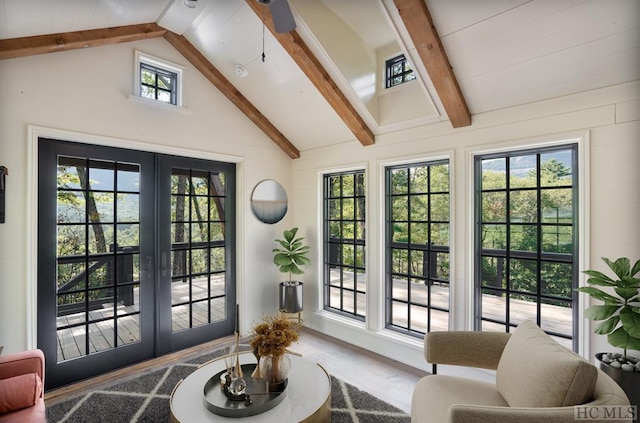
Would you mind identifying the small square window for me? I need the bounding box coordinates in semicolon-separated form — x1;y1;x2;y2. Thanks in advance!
385;54;415;89
135;52;183;107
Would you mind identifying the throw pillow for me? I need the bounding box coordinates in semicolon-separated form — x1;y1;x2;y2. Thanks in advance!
496;320;597;407
0;372;42;414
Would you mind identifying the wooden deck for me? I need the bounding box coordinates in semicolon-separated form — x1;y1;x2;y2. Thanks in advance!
56;276;226;362
56;276;573;361
328;271;572;348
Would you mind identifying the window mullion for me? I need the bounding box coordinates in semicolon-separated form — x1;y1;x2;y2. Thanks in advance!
475;144;578;349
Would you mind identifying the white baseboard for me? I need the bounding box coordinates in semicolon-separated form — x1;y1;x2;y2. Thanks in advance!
305;310;496;383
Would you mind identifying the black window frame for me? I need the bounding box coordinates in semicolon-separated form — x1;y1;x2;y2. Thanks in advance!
323;170;366;320
385;54;416;88
474;144;579;351
385;160;451;337
139;62;178;105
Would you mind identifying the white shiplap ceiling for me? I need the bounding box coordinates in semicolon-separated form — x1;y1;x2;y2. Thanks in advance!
1;0;638;155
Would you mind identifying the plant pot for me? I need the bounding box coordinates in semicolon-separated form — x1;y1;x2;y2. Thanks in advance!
596;353;640;418
279;281;303;313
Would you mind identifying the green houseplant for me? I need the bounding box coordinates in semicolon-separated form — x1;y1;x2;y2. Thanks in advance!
578;257;640;409
273;227;310;313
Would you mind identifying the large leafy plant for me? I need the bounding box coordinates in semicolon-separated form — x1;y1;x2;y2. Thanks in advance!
273;227;310;283
578;257;640;359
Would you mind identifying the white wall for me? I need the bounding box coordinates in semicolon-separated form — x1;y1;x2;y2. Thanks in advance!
0;37;294;353
293;0;379;119
292;81;640;375
1;34;638;378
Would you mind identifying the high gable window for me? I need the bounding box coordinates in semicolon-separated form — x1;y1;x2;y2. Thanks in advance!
135;52;182;106
385;54;415;88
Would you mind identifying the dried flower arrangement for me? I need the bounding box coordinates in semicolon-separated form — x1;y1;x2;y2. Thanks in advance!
250;313;300;358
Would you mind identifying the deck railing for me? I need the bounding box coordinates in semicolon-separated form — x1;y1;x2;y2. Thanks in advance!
57;245;136;316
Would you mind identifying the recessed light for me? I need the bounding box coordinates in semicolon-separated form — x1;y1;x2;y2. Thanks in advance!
183;0;198;9
234;64;248;78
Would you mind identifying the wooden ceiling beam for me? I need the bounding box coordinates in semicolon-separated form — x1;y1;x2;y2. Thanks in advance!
393;0;471;128
163;31;300;159
0;24;300;159
246;0;375;147
0;23;166;60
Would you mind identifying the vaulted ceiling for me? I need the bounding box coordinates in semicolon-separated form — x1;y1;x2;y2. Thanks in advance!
1;0;638;158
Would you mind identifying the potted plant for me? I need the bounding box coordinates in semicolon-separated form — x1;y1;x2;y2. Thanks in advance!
273;227;310;313
578;257;640;408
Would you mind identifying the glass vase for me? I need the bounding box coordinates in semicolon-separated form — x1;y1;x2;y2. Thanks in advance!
259;354;291;387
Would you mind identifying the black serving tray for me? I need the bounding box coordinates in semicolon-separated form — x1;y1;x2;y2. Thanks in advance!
203;363;288;417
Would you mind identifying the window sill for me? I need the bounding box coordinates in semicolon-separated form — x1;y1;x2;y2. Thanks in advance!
127;95;191;114
377;79;418;98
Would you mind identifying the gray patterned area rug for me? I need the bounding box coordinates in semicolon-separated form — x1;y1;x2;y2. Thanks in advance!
46;348;410;423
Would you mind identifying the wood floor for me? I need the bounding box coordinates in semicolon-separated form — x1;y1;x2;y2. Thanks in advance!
45;327;427;414
292;327;428;413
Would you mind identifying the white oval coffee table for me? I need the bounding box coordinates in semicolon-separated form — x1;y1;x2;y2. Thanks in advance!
170;352;331;423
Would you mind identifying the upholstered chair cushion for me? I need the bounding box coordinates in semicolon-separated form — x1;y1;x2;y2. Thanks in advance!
0;373;43;414
496;320;597;407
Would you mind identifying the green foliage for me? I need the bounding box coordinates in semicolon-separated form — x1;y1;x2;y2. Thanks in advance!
535;158;572;180
273;227;311;282
388;163;451;279
578;257;640;358
478;154;575;301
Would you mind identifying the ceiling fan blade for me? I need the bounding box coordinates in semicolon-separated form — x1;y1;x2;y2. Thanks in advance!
269;0;296;33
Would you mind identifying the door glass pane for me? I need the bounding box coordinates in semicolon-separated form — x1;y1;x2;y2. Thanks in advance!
117;194;139;222
88;321;112;354
118;313;140;346
210;297;226;323
57;192;85;223
56;156;142;362
56;327;85;362
93;193;114;221
170;168;229;333
88;160;114;191
117;163;140;192
192;276;209;301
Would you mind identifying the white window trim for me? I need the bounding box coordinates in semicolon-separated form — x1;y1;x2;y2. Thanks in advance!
25;125;244;349
465;131;590;358
133;50;185;108
316;164;369;321
377;152;456;334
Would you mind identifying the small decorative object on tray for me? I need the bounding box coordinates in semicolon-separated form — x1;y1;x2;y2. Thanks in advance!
217;325;250;404
203;363;287;417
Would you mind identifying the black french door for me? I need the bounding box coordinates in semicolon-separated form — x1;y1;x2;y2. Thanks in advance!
37;139;236;389
156;154;236;354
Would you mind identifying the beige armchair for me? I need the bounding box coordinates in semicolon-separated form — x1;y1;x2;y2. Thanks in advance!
411;321;632;423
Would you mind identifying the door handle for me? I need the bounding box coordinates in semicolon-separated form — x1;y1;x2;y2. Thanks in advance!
0;166;7;224
161;251;168;277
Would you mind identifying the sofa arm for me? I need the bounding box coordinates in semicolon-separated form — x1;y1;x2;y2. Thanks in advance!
449;404;631;423
0;349;45;389
425;331;510;370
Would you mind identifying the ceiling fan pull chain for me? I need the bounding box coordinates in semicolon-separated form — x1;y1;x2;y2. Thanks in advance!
262;19;266;62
